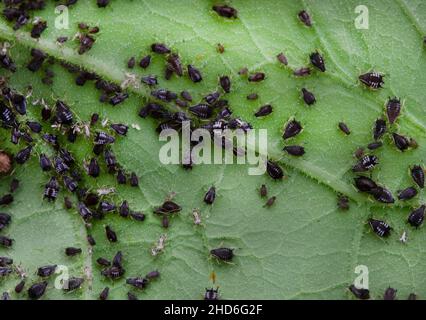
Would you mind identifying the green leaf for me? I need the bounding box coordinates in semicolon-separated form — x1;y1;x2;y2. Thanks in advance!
1;0;426;300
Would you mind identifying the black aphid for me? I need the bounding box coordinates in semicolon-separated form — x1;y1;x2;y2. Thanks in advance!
109;92;129;106
151;89;177;102
65;247;82;256
398;187;417;201
55;100;73;124
349;285;370;300
248;72;265;82
146;270;160;279
127;57;135;69
139;55;151;68
352;155;378;172
264;196;276;208
354;176;377;193
154;200;182;215
0;236;13;247
42;134;58;147
119;201;130;217
112;251;123;268
93;144;104;156
78;34;95;55
37;265;57;277
0;102;16;126
131;212;145;221
0;266;12;277
64;197;73;209
283;119;302;140
26;121;42;133
392;133;409;151
28;281;48;300
127;292;138;300
386;97;401;124
337;195;349;210
126;277;148;289
219;76;231;93
130;172;139;187
0;194;13;206
266;160;284;180
283;145;305;156
189;104;212;119
205;91;220;105
105;225;117;242
367;141;383;150
210;247;233;261
254;104;272;117
167;54;183;76
44;177;59;202
408;205;425;228
10;127;20;145
15;146;32;164
0;213;11;230
28;49;47;72
310;52;325;72
368;218;391;237
101;266;125;279
204;187;216;205
359;72;384;89
301;88;315;105
117;170;127;184
54;157;69;174
87;235;96;246
298;10;312;26
97;257;111;267
31;20;47;39
142;75;158;86
110;123;128;136
15;280;25;293
39;154;52;171
277;52;288;65
63;176;78;192
0;256;12;267
151;43;171;54
64;277;84;291
411;165;424;189
95;131;115;145
99;287;109;300
11;93;27;115
373;118;386;140
371;186;394;204
205;288;219;300
0;53;16;72
338;122;350;135
188;64;203;83
181;90;192;102
77;202;93;221
247;93;258;100
99;201;116;213
260;184;267;198
384;287;397;300
212;4;238;18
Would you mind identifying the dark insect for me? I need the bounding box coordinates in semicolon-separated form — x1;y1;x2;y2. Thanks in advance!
99;287;109;300
407;205;425;228
44;177;59;202
41;106;51;121
349;284;370;300
0;213;11;230
373;118;386;140
130;173;139;187
37;265;57;277
112;251;123;268
87;235;96;246
104;149;117;172
131;212;145;222
298;10;312;26
167;54;183;76
105;225;117;242
248;72;265;82
352;155;378;172
204;187;216;205
151;89;177;102
146;270;160;280
0;256;12;267
9;178;19;193
127;57;135;69
0;194;13;206
204;91;220;105
219;76;231;93
411;165;424;189
359;72;384;89
64;197;73;209
238;67;248;75
15;280;25;293
42;134;58;147
283;119;302;140
386;97;401;124
384;287;397;300
0;103;16;126
99;201;116;213
101;266;125;279
354;176;377;193
59;149;75;165
11;127;21;145
110;123;128;136
408;293;417;300
205;288;219;300
28;281;48;300
54;157;70;174
39;154;51;172
109;92;129;106
188;64;203;83
210;247;234;261
154;200;182;215
0;267;12;277
127;292;138;300
11;93;27;115
15;146;32;164
189;104;212;119
126;277;148;289
283;145;305;156
97;0;110;7
212;4;238;18
26;121;42;133
65;247;82;256
77;202;93;221
247;93;258;100
63;176;78;192
264;196;276;208
31;20;47;39
1;292;10;300
392;133;409;151
371;186;395;204
175;99;188;108
254;104;272;117
87;158;100;177
139;55;151;69
266;160;284;180
338;122;350;135
64;277;84;291
78;34;95;55
181;90;192;102
56;100;73;124
57;36;68;44
90;113;99;126
301;88;315;105
142;75;158;86
260;184;267;198
28;49;47;72
97;257;111;267
398;187;417;201
310;52;325;72
368;218;391;237
119;201;130;217
337;195;349;210
151;43;171;54
217;43;225;53
0;236;13;247
277;52;288;65
0;53;16;72
367;141;383;150
117;170;127;184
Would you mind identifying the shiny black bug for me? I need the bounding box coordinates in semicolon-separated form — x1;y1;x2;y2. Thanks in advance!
99;287;109;300
131;212;145;222
0;194;13;206
301;88;315;105
28;281;48;300
264;196;276;208
31;20;47;39
411;165;424;189
338;122;350;135
78;34;95;55
247;93;258;100
64;197;73;209
248;72;265;82
42;134;58;147
277;52;288;65
109;92;129;106
383;287;397;300
105;225;117;242
212;4;238;18
119;201;130;217
367;141;383;150
298;10;312;27
337;195;349;210
310;52;325;72
371;186;394;204
386;97;401;124
87;235;96;246
0;256;12;266
127;57;135;69
77;202;93;221
368;218;391;237
97;257;111;267
352;155;378;172
54;157;69;174
15;280;25;293
219;76;231;93
254;104;273;117
167;54;183;76
0;213;11;230
88;158;100;177
142;75;158;86
151;43;171;54
104;149;117;172
0;102;16;126
266;160;284;180
15;146;32;164
130;173;139;187
260;184;267;198
283;119;302;140
0;267;13;277
64;277;84;291
37;265;57;277
373;118;386;140
28;49;47;72
349;284;370;300
154;200;182;215
146;270;160;280
11;93;27;115
63;176;78;192
210;247;234;261
65;247;82;256
56;100;73;124
117;169;127;184
101;266;125;279
139;55;151;68
110;123;128;136
204;187;216;205
205;288;219;300
39;154;52;171
205;91;220;105
407;205;425;228
26;121;42;133
44;177;59;202
359;72;384;89
126;277;149;289
392;133;409;151
188;64;203;83
99;201;116;213
189;104;212;119
283;145;305;156
0;236;13;247
354;176;377;193
398;187;417;201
